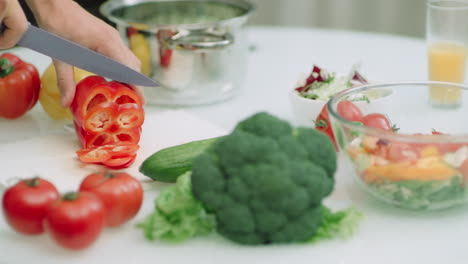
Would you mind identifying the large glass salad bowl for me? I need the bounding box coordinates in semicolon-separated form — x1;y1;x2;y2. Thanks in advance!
328;81;468;210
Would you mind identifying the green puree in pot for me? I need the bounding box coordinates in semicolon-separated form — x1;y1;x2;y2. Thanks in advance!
110;1;246;25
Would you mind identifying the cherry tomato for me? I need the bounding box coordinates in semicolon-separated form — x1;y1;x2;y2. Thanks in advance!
45;192;105;250
2;177;59;235
362;113;392;131
79;172;143;227
337;100;363;122
315;104;337;150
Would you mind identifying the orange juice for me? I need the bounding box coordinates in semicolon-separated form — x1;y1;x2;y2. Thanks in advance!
428;41;468;106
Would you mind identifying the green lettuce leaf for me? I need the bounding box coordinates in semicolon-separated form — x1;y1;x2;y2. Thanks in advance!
308;206;364;243
369;175;465;210
137;172;216;242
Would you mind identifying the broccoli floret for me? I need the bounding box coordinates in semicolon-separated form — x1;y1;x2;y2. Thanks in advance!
191;112;337;244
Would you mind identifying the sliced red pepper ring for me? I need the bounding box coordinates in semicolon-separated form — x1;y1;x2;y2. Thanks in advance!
108;142;140;155
86;91;110;112
74;123;113;148
84;101;117;133
76;146;113;163
76;125;141;149
76;142;139;168
101;154;137;169
111;127;141;145
74;120;112;148
88;133;113;148
107;81;142;105
116;103;144;129
71;76;111;122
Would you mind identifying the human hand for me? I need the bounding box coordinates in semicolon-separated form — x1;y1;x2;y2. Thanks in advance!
0;0;28;49
26;0;144;107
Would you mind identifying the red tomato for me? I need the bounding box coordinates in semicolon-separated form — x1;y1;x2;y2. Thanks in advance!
45;192;105;250
0;53;40;119
2;177;59;235
315;104;337;150
79;172;143;227
337;100;363;122
362;113;392;131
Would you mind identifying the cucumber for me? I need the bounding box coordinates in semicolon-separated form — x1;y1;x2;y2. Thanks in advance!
139;137;220;182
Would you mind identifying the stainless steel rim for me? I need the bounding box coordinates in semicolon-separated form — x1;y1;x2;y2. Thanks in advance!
100;0;255;31
427;0;468;10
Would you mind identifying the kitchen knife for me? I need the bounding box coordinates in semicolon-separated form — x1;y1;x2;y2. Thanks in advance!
15;24;158;87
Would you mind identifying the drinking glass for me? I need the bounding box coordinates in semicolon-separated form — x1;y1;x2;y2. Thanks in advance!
427;0;468;108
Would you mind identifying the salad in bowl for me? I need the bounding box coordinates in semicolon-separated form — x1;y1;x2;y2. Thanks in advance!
294;65;368;101
326;81;468;210
290;65;388;127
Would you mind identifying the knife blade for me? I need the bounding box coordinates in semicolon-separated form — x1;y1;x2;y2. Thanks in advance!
16;24;158;87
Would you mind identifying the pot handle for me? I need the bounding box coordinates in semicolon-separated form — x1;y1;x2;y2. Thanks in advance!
168;32;233;51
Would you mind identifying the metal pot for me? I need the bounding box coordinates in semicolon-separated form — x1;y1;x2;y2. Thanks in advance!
100;0;254;106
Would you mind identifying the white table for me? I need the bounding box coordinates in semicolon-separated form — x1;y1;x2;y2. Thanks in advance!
3;26;463;264
0;26;428;144
190;26;427;130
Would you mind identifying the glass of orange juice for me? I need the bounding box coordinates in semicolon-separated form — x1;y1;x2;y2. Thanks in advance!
427;0;468;108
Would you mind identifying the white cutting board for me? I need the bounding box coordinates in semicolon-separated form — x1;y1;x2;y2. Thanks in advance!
1;110;468;264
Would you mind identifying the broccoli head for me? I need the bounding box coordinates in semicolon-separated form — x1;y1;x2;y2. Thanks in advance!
191;112;337;244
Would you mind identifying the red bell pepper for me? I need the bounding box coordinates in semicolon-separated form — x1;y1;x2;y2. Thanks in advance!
0;53;40;119
70;76;144;169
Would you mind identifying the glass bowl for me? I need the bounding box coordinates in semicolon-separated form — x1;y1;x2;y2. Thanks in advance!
328;81;468;210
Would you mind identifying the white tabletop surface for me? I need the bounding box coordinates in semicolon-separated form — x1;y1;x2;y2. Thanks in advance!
0;26;428;144
172;26;427;130
2;26;455;264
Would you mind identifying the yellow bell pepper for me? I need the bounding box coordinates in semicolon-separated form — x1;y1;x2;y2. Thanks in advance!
39;63;93;120
129;33;151;76
364;160;458;183
128;24;151;76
